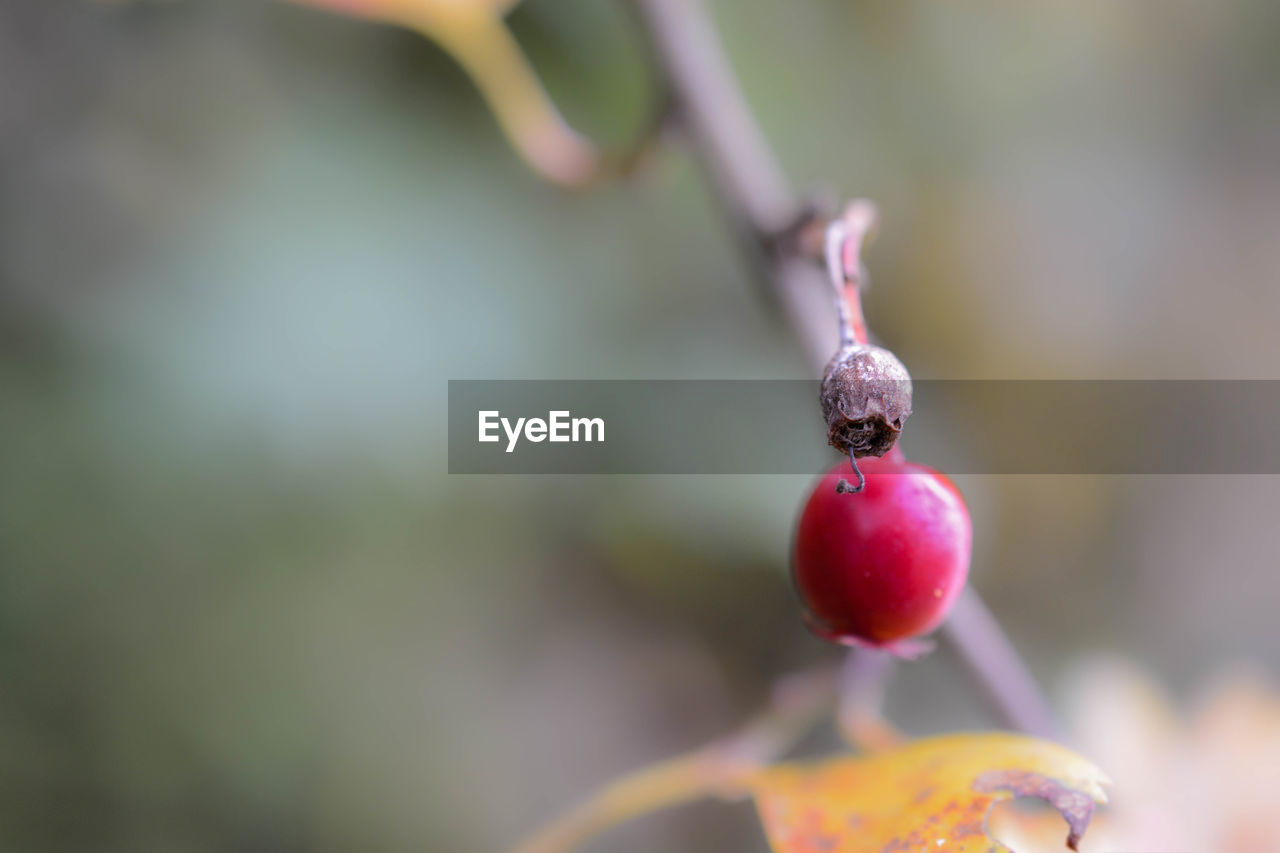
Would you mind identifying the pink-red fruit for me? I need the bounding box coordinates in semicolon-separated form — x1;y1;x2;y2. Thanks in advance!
791;452;971;649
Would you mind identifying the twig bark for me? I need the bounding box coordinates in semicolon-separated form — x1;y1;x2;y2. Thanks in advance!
837;648;903;751
509;664;838;853
944;587;1063;738
629;0;1061;740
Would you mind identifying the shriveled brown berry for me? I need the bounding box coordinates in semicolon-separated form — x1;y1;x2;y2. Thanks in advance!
820;344;912;458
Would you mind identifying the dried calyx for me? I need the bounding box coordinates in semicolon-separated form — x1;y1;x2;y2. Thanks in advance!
821;345;912;459
820;201;913;492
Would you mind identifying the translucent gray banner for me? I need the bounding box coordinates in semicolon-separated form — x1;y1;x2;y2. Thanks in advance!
447;380;1280;474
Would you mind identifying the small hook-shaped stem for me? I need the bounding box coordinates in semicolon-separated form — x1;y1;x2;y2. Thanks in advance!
835;448;866;494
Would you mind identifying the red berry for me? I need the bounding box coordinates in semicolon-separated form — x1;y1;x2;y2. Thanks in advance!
791;451;971;650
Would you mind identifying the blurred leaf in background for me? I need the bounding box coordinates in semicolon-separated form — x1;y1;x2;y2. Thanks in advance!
287;0;604;184
996;659;1280;851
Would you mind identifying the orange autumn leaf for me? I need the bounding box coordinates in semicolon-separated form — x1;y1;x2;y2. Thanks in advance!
750;733;1110;853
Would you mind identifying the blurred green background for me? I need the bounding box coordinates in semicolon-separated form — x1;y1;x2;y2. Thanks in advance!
3;1;1280;850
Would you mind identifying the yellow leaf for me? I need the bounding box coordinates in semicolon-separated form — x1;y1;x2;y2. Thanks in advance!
750;733;1109;853
287;0;515;25
285;0;600;186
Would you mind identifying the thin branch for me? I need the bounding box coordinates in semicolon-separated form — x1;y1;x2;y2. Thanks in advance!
628;0;838;369
507;664;838;853
837;648;903;751
944;588;1064;738
629;0;1061;739
627;0;795;236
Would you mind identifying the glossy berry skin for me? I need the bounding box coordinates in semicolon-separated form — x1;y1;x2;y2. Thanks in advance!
792;452;971;649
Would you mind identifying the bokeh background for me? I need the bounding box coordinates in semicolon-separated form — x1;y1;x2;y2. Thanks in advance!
4;1;1280;850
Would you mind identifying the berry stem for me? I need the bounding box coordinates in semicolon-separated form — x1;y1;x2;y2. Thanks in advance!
823;202;878;349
